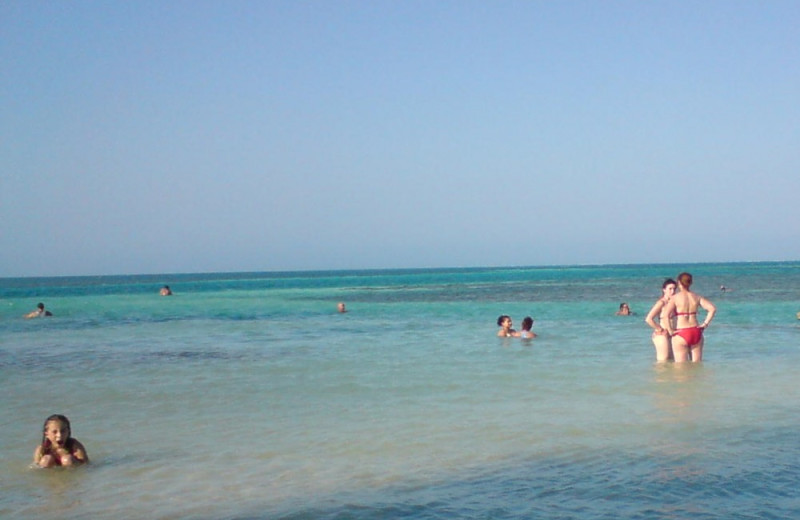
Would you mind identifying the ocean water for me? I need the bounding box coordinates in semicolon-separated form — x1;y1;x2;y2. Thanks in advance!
1;262;799;520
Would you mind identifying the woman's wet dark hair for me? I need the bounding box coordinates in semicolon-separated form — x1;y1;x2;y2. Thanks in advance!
662;278;677;289
497;315;510;327
677;272;693;288
521;317;533;331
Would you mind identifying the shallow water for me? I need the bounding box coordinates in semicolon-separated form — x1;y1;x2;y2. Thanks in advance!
1;263;799;519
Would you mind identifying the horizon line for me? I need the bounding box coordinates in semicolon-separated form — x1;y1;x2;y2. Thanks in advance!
2;259;798;281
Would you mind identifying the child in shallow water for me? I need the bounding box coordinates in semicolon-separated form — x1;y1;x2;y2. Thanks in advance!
33;415;89;468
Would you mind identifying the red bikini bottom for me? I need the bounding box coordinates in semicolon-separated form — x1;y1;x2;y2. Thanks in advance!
675;327;703;347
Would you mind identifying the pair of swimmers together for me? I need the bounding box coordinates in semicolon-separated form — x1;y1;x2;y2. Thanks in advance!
497;315;537;339
24;302;52;318
645;272;716;363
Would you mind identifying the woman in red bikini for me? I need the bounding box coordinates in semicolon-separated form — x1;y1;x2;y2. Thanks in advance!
664;272;716;362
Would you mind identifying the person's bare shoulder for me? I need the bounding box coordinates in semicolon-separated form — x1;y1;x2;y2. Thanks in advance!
72;439;89;461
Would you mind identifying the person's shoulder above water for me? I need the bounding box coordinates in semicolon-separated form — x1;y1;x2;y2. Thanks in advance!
24;302;52;318
160;285;173;296
519;316;537;339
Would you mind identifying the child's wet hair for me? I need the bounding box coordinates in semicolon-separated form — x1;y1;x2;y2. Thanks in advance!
41;414;72;448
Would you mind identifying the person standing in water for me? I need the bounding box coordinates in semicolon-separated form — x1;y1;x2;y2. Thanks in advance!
644;278;677;362
664;272;716;362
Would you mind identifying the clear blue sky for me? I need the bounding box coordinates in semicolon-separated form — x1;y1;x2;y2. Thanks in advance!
2;1;798;277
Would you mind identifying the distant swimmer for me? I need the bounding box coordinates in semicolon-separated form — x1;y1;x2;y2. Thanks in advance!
796;311;800;320
615;302;634;316
24;302;52;318
720;285;730;292
337;302;347;313
160;285;173;296
519;316;537;339
497;315;517;337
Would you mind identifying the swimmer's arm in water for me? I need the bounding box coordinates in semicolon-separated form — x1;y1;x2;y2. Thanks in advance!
62;439;89;465
33;445;45;466
34;440;89;467
73;440;89;463
56;439;89;466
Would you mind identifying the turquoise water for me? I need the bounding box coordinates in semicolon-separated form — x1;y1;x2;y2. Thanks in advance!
1;262;799;519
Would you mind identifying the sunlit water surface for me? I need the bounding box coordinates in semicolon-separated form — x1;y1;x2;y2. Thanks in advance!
2;263;799;519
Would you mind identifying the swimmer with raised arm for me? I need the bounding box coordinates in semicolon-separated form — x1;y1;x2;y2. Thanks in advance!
664;272;716;362
644;278;677;362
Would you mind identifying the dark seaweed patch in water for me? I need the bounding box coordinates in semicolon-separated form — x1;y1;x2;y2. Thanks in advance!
145;350;236;362
0;348;111;372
